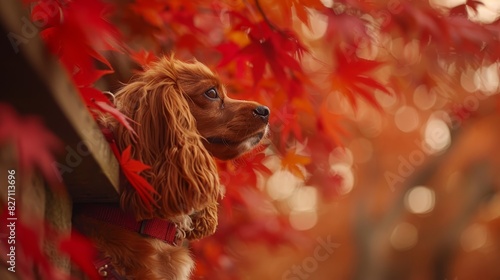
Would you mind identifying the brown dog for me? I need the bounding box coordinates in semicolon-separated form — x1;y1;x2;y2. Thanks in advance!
74;57;269;279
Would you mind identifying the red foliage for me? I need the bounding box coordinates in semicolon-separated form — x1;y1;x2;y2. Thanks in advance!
9;0;500;278
0;209;100;279
330;49;391;110
0;104;62;188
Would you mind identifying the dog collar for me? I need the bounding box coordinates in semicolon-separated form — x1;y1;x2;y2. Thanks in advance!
78;204;178;245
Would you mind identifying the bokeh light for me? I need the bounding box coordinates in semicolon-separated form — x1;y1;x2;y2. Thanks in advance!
474;63;500;95
329;147;353;166
288;186;318;212
461;224;488;252
289;210;318;231
390;222;419;251
413;85;437;111
266;170;301;200
405;186;435;214
423;116;451;154
395;106;420;132
330;163;354;195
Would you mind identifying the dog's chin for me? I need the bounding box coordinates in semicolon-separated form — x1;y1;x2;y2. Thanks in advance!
204;127;268;160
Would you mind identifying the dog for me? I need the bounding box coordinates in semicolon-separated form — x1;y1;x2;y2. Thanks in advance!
73;56;270;279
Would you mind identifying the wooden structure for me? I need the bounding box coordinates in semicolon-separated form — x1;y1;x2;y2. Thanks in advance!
0;0;119;278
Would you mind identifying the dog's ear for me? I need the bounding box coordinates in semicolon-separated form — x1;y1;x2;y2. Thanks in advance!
108;58;221;222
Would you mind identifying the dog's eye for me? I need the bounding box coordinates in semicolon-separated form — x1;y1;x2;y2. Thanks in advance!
204;88;219;100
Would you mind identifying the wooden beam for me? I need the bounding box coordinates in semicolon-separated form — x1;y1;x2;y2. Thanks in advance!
0;0;119;202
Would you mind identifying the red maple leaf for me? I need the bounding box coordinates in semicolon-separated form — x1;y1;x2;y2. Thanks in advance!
222;147;272;188
382;2;447;46
58;231;100;280
0;104;62;188
280;148;311;180
316;102;349;146
129;48;159;67
330;49;391;110
218;12;306;87
79;87;137;135
257;0;324;30
271;104;303;146
323;7;369;48
36;0;121;87
118;146;159;212
0;215;63;279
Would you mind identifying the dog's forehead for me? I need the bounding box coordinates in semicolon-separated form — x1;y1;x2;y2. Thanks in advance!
192;64;221;85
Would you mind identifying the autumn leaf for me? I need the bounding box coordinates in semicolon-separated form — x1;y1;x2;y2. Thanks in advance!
271;104;303;146
323;8;369;48
58;231;101;280
37;0;120;87
222;147;272;188
129;49;158;67
330;49;390;110
0;216;62;279
444;16;497;56
218;12;306;87
0;104;62;188
257;0;325;30
129;0;168;28
308;169;344;199
280;148;311;180
317;103;349;146
119;146;159;211
127;0;201;45
379;2;448;48
79;87;137;135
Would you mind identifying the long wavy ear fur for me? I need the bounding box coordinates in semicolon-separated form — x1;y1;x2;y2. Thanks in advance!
101;57;221;221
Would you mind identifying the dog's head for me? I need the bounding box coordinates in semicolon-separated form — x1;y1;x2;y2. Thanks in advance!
176;61;270;160
102;56;269;239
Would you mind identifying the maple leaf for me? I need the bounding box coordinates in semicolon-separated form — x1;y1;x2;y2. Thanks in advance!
271;104;303;146
0;104;62;188
218;12;306;87
317;103;349;146
79;87;137;135
308;169;344;199
330;49;390;110
37;0;120;87
445;16;496;56
382;2;446;46
280;148;311;180
127;0;202;48
129;49;158;67
2;216;62;279
119;146;159;211
323;7;369;48
257;0;324;30
58;231;101;280
129;0;168;28
223;147;272;188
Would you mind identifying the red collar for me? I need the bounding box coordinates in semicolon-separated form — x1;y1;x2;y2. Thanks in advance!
79;204;178;245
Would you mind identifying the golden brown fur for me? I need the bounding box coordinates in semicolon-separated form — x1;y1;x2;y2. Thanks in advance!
75;56;269;279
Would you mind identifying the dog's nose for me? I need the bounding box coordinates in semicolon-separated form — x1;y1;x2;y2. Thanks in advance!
253;106;270;122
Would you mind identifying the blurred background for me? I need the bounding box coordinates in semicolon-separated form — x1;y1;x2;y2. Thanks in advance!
1;0;500;279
